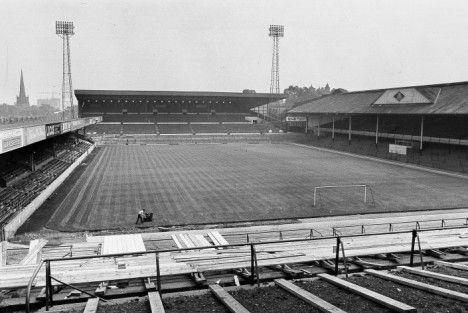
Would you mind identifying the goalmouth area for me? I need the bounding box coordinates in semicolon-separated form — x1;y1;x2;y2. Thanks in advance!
26;142;468;232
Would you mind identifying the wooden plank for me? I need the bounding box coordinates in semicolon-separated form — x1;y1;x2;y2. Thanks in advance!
171;234;183;249
148;291;165;313
188;234;203;247
365;269;468;303
209;284;250;313
102;234;146;254
95;281;108;296
434;261;468;271
208;232;221;246
178;234;195;248
20;239;47;265
275;279;346;313
318;273;416;312
212;231;229;245
398;266;468;286
83;297;99;313
194;234;212;247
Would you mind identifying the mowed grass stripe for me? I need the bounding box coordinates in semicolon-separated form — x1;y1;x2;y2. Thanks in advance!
75;147;114;229
78;147;114;228
47;148;105;228
45;144;468;231
47;147;109;230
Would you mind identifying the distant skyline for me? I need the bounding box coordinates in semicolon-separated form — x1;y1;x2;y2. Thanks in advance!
2;0;468;105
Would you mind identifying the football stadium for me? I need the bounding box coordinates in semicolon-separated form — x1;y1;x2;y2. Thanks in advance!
1;4;468;313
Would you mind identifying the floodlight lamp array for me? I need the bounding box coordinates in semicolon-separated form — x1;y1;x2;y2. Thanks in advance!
269;25;284;37
56;21;74;35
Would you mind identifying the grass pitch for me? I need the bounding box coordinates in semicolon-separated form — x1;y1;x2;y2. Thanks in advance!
43;143;468;231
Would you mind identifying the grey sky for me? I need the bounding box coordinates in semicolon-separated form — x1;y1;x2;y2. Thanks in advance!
1;0;468;105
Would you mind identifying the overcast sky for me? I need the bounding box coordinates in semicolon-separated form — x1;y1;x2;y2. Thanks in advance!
1;0;468;105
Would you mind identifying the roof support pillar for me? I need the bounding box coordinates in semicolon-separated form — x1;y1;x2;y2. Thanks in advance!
348;115;352;142
375;116;379;145
317;115;321;138
332;116;335;140
420;116;424;151
30;152;35;172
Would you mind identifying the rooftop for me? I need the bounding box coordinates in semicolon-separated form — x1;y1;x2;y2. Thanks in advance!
289;81;468;115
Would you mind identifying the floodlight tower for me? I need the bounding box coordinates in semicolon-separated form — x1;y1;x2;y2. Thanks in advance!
269;25;284;94
56;21;75;119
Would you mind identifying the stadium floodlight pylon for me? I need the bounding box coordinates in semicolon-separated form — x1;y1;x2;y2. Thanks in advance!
56;21;75;120
267;25;284;122
269;25;284;94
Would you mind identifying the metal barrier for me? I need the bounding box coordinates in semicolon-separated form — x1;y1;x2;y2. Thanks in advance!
25;225;468;312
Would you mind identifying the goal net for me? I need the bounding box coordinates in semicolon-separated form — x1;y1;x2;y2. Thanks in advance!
313;184;375;210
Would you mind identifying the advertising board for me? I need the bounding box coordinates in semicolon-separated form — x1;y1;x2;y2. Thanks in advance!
71;119;85;130
24;125;46;145
45;123;62;138
286;116;307;122
389;144;407;155
0;128;24;153
62;121;72;133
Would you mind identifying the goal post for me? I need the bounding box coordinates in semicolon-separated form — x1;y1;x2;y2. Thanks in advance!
313;184;368;206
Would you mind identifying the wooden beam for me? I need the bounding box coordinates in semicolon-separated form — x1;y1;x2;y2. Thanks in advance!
20;239;47;265
148;291;165;313
145;278;157;292
83;297;99;313
434;261;468;271
398;266;468;286
94;281;108;296
275;278;346;313
352;257;386;269
171;234;183;249
365;269;468;302
209;284;250;313
318;273;416;313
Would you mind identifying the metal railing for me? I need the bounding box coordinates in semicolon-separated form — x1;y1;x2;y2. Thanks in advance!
238;216;467;243
24;224;468;312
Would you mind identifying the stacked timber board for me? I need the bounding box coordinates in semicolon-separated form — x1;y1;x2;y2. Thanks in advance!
1;227;467;290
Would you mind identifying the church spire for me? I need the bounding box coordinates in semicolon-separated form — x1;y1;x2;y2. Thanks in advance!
19;70;25;97
16;70;29;107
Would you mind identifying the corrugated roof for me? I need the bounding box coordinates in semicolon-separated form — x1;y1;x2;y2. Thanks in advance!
289;81;468;115
75;89;287;99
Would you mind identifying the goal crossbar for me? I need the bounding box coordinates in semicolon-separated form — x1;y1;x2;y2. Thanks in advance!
313;184;368;206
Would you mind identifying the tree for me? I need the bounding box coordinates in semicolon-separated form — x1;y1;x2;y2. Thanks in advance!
331;88;348;95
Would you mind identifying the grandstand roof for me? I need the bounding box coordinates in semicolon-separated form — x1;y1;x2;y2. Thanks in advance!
289;81;468;115
75;89;287;99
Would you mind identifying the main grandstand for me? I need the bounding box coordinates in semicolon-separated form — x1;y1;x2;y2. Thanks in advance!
76;90;287;136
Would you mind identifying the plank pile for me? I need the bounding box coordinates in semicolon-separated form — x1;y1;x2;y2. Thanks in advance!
1;227;467;290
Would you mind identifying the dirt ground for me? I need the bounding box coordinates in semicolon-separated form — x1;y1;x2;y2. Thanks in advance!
162;293;229;313
347;274;468;313
426;264;468;279
393;270;468;294
295;279;393;313
19;143;468;232
97;297;150;313
230;286;320;313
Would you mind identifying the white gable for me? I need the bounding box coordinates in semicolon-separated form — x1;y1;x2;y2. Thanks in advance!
373;88;431;105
